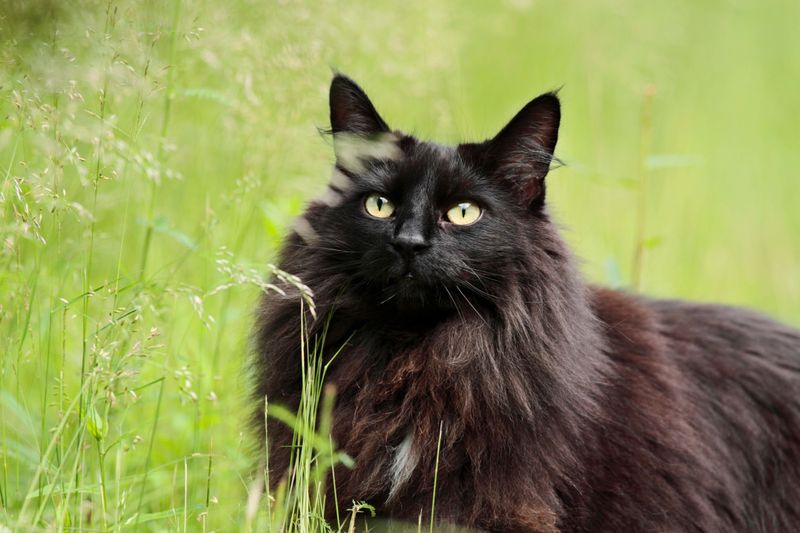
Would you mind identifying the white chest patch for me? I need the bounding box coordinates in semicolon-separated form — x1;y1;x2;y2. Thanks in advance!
388;432;419;501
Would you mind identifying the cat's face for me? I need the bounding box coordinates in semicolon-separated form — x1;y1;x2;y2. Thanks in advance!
298;75;560;316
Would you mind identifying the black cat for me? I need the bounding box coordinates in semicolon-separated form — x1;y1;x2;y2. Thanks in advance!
252;74;800;532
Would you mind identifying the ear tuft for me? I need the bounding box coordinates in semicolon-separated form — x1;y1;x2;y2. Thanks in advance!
485;92;561;207
329;74;390;135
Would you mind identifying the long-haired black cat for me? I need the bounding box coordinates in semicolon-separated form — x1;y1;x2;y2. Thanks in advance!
252;74;800;532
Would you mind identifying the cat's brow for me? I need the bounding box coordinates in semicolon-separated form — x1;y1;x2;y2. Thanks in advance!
329;167;353;193
334;162;398;193
333;132;404;175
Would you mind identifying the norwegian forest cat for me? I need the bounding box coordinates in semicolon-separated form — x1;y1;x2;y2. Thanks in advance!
252;74;800;532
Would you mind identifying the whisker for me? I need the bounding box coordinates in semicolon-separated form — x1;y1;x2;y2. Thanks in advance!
443;285;465;323
459;278;500;303
283;242;360;255
456;285;489;328
462;263;502;294
379;293;397;305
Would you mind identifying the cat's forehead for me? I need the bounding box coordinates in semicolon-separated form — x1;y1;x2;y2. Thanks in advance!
405;140;465;174
389;140;484;201
382;137;477;186
332;132;488;199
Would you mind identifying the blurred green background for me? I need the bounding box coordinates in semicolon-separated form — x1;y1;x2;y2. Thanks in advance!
1;0;798;529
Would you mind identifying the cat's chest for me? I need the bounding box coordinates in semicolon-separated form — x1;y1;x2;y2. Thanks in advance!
388;431;419;500
327;342;466;498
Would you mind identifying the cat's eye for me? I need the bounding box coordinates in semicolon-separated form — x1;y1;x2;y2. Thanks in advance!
365;193;395;219
446;202;482;226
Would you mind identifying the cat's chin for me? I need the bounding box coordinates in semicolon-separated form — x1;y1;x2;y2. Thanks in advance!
373;276;455;319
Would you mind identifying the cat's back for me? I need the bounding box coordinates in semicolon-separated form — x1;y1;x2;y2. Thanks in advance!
589;287;800;531
645;295;800;452
649;296;800;381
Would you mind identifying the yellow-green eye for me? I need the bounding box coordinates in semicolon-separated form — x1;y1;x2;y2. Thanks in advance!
365;193;395;219
446;201;482;225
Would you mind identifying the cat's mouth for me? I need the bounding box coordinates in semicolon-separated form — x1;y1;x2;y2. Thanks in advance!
378;269;457;316
371;257;465;314
386;271;421;290
386;259;419;282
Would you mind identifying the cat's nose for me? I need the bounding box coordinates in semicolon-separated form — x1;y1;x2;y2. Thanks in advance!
391;227;430;257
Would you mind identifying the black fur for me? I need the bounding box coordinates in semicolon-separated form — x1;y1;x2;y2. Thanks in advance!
252;74;800;532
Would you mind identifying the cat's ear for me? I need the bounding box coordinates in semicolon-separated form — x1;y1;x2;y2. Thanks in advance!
329;74;390;135
484;92;560;208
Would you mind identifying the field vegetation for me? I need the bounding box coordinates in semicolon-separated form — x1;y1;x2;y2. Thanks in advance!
1;0;798;530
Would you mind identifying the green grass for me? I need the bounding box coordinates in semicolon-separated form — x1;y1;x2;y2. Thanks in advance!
1;0;798;530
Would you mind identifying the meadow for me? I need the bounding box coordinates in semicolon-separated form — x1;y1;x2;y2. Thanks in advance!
1;0;798;530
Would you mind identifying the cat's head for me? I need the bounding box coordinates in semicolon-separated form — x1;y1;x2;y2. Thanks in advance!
296;74;562;317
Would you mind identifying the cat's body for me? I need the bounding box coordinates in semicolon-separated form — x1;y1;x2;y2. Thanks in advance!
252;75;800;532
